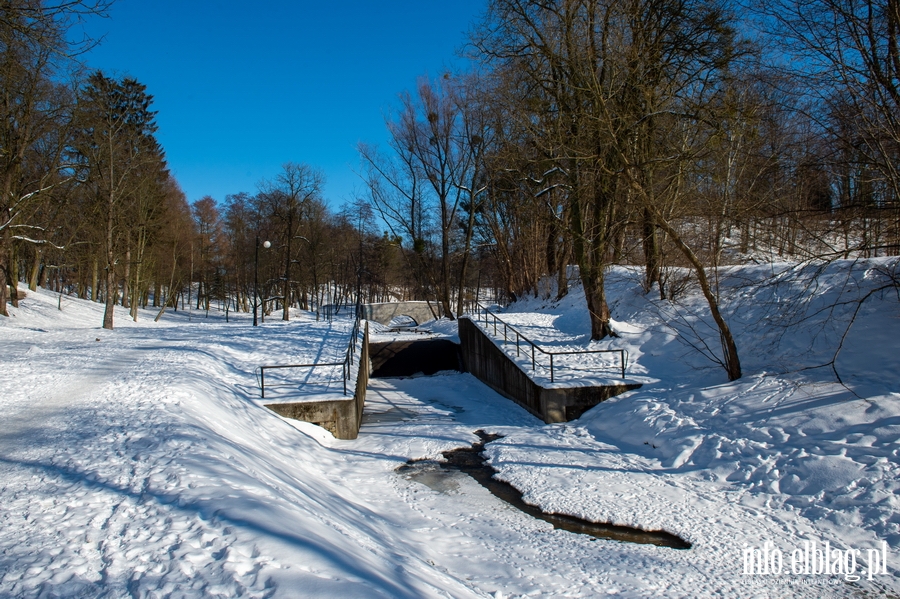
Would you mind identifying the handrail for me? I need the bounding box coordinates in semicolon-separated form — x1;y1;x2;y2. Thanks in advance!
259;362;348;398
463;301;628;382
258;304;364;399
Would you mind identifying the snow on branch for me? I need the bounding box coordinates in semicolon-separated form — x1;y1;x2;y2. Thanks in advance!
535;183;570;198
542;166;568;178
11;236;66;250
453;184;488;195
3;177;75;231
527;167;570;187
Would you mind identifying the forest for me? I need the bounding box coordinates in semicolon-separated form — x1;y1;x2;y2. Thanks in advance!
2;0;898;382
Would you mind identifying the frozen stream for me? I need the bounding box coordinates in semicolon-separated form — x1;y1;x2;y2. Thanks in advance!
369;335;687;549
397;431;691;549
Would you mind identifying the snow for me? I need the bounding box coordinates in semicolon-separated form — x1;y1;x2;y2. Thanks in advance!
1;259;898;597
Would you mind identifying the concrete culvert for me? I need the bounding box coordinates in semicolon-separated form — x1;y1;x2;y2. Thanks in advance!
389;315;417;328
369;339;462;378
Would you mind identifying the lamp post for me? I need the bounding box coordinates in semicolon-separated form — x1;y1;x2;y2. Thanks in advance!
253;236;271;327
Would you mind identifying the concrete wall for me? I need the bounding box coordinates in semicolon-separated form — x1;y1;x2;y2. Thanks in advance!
353;323;369;429
458;317;640;423
266;322;370;440
360;301;441;326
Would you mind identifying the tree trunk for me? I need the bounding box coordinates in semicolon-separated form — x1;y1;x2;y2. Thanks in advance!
282;255;291;322
103;191;115;330
642;207;662;297
91;257;99;302
103;260;115;330
456;199;478;317
556;244;569;301
9;243;19;307
569;167;615;340
583;265;613;339
656;216;741;381
29;247;41;291
155;276;180;322
0;238;8;317
283;209;293;321
122;248;131;308
440;222;454;319
130;260;141;322
572;238;614;339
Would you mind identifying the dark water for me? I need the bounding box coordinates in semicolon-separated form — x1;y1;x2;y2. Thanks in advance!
398;430;692;549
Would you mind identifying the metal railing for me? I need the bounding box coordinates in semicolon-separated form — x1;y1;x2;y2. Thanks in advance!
258;305;363;399
465;302;628;382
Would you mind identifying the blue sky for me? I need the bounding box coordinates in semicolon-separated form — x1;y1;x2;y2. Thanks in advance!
81;1;485;209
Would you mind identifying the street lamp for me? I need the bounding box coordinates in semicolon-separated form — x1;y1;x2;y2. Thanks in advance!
253;237;271;327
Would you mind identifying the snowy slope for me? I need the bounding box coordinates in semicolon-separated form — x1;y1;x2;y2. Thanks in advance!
1;259;898;598
0;296;483;598
480;259;900;596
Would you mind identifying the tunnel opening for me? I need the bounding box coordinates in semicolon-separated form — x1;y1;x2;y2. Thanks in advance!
369;339;462;378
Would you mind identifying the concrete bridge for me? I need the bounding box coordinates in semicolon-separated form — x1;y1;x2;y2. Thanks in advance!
359;301;442;326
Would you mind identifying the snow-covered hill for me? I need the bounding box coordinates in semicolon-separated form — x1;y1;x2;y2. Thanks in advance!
1;259;897;598
484;259;900;596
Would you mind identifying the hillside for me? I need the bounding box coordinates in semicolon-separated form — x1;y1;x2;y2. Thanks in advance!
0;259;898;598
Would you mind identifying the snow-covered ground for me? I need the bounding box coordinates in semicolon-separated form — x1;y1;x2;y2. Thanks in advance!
1;259;898;598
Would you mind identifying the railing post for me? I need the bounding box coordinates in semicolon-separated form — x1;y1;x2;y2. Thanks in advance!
261;367;266;399
516;332;519;356
532;345;536;371
550;354;554;383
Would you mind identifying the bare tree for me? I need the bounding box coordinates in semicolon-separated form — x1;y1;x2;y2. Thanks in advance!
472;0;635;339
191;195;221;313
359;126;436;305
257;162;324;321
765;0;900;200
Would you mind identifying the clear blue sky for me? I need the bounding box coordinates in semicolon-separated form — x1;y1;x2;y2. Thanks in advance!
81;1;485;209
